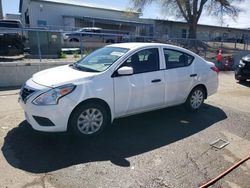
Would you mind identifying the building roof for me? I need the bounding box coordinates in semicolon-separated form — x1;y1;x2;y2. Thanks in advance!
64;15;151;25
19;0;139;14
150;18;250;32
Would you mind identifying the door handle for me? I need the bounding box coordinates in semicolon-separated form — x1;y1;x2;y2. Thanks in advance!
151;79;161;83
190;74;197;77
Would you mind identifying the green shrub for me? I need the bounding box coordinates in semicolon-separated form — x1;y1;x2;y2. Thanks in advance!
84;49;93;55
59;51;66;59
73;51;80;58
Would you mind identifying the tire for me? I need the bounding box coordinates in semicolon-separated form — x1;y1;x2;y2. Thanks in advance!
239;79;246;83
8;45;19;56
69;102;109;137
69;38;79;43
106;39;115;44
235;74;241;81
235;75;239;81
185;87;205;111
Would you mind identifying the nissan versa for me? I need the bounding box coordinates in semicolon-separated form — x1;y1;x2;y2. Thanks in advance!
19;43;219;137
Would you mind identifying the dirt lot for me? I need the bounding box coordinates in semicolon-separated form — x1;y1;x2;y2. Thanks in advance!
0;71;250;188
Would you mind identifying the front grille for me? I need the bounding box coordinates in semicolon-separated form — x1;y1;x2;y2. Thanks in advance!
21;87;36;102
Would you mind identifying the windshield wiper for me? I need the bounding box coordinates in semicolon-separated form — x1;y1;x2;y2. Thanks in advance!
69;63;100;72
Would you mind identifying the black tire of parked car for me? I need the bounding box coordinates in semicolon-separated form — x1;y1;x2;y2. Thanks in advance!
239;79;247;83
106;39;115;44
7;45;20;56
185;87;205;111
68;102;109;137
235;74;246;82
69;38;80;43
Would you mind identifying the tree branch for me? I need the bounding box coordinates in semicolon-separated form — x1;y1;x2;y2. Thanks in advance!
185;0;192;18
176;0;189;21
197;0;208;22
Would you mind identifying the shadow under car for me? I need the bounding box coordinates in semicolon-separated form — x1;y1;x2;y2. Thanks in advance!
1;104;227;173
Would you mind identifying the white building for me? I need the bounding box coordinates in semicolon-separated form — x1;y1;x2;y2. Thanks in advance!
19;0;152;35
5;13;21;20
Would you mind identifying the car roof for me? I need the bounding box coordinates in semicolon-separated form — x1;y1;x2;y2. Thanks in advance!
108;42;198;57
108;42;165;49
79;27;102;30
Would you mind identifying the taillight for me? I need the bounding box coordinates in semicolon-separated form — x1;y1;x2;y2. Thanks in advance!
211;66;219;73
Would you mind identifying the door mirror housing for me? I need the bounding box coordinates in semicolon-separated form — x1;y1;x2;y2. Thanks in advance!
117;66;133;76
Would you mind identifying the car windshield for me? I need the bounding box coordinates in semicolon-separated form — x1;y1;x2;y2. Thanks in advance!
74;47;129;72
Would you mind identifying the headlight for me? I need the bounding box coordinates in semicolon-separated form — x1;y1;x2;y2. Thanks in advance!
63;35;69;40
32;84;76;106
239;60;246;67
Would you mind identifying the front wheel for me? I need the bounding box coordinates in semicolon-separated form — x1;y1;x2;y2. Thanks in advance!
69;102;109;137
185;87;205;111
238;78;246;83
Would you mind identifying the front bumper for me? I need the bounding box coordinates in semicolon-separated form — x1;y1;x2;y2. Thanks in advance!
19;82;77;132
235;67;250;80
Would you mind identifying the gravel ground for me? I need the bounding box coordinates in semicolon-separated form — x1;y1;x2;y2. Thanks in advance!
0;71;250;188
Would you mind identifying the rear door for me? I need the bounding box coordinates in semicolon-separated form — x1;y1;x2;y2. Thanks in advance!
163;48;195;105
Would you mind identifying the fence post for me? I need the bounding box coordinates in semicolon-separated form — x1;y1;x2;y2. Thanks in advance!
80;33;83;58
204;41;207;59
36;31;42;70
247;38;249;50
220;35;223;49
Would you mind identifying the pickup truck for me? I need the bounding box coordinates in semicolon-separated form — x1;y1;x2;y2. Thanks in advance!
0;19;25;56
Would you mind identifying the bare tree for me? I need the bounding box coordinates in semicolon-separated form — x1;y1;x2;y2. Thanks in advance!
131;0;243;39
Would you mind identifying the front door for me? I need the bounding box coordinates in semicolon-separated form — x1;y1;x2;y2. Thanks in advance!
113;48;165;117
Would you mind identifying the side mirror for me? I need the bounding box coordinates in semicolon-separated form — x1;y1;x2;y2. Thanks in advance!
117;66;133;76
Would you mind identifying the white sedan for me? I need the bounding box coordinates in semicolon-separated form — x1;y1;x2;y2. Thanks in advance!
19;43;219;137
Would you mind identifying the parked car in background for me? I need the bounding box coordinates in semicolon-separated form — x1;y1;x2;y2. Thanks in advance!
0;19;26;56
235;54;250;82
19;43;218;137
63;27;129;48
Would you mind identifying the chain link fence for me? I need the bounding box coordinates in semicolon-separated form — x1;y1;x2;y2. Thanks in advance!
0;26;249;70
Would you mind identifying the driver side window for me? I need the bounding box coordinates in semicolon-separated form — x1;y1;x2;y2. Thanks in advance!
123;48;160;74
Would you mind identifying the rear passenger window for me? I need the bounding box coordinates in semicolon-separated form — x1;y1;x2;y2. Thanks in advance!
164;49;194;69
124;48;160;74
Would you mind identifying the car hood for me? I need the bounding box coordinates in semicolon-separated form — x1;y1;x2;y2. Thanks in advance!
242;54;250;62
32;65;97;87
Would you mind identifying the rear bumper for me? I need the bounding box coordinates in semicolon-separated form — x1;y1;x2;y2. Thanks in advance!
207;80;218;97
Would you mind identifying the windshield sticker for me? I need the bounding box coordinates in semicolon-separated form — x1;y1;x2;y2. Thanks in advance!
110;51;125;57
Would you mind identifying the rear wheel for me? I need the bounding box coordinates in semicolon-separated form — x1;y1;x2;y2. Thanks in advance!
185;87;205;111
69;102;109;137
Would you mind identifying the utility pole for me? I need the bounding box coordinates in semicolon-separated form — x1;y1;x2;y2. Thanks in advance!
0;0;3;19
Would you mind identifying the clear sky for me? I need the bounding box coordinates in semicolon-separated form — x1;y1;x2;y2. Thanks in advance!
2;0;250;28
